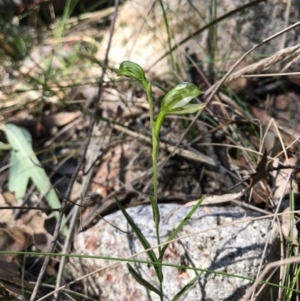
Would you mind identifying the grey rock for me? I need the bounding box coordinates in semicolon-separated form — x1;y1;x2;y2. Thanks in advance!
69;204;280;301
98;0;300;80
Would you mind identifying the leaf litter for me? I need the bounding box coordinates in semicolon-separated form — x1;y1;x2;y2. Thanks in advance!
1;1;300;300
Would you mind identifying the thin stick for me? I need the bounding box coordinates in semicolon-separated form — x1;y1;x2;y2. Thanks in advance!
242;72;300;77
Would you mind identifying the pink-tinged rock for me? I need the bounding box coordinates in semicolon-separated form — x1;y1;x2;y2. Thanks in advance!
69;204;279;300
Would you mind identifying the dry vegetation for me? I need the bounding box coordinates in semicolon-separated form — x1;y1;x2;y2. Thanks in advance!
1;0;300;300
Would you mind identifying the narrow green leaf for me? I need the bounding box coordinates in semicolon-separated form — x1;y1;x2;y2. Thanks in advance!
127;263;162;297
117;61;147;84
3;124;63;222
166;103;206;115
154;112;165;138
149;196;160;230
148;196;163;282
161;82;201;113
145;80;153;101
160;196;205;259
172;272;203;301
114;197;162;279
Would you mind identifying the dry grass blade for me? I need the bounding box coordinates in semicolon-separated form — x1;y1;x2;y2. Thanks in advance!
206;42;300;93
205;21;300;99
242;256;300;301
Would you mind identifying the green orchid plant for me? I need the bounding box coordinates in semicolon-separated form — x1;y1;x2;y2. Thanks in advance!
117;61;206;300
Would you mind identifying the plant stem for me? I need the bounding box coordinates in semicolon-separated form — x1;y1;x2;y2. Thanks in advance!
145;81;163;291
147;82;161;244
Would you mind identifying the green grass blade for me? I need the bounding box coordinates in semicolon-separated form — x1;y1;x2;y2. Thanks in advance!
57;0;80;39
150;196;161;234
114;197;163;282
171;272;203;301
160;196;205;259
127;263;162;297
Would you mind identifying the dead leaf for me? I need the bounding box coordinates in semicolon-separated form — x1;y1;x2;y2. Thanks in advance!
0;256;38;299
226;61;249;92
0;226;29;252
263;131;275;155
288;75;300;87
275;94;289;110
0;192;53;298
281;206;299;246
69;85;98;103
22;210;53;252
43;111;81;127
273;157;298;199
0;192;53;251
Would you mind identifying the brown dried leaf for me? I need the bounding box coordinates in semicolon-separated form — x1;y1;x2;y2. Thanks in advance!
0;194;28;300
43;111;81;127
0;192;15;224
273;157;298;199
288;75;300;87
262;131;275;155
0;279;23;300
226;61;249;92
0;256;37;299
24;211;53;252
281;206;299;246
0;194;47;298
0;192;53;252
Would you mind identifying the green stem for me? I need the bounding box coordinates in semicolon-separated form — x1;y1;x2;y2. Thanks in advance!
145;82;158;201
151;112;165;207
155;112;165;136
144;81;163;288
